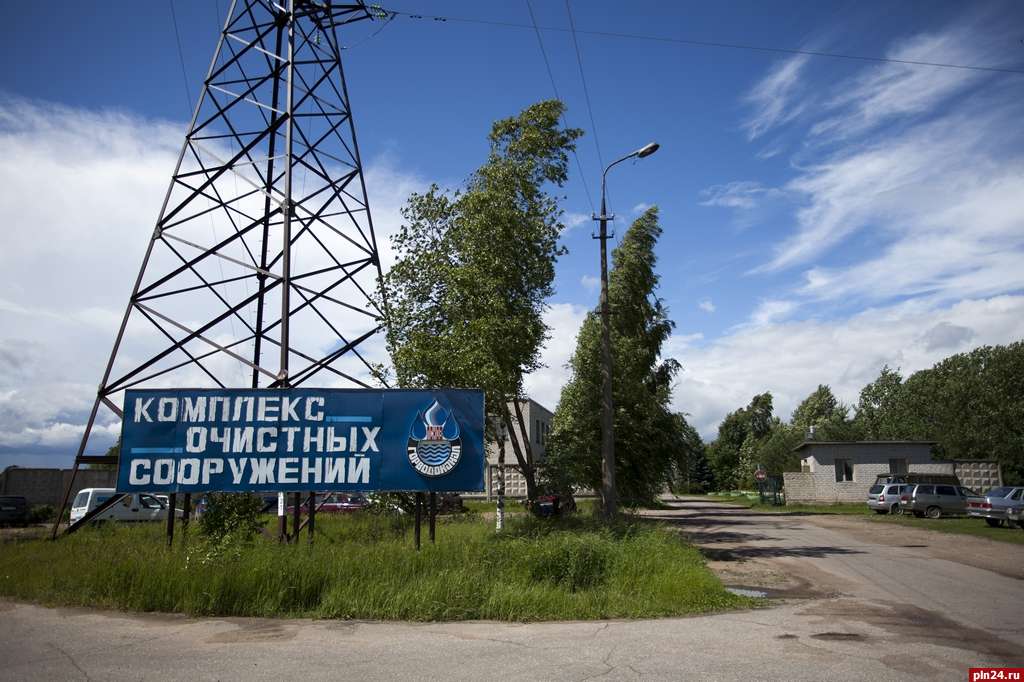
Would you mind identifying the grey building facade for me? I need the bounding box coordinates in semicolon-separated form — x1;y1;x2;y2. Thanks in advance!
485;399;553;498
782;441;1002;504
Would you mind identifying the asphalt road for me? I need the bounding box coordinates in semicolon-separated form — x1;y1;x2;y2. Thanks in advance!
2;499;1021;681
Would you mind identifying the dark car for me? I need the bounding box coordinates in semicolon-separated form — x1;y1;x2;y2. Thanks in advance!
0;496;29;527
899;484;975;518
319;493;369;513
532;494;576;518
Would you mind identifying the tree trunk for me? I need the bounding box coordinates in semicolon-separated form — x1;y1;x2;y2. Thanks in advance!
503;401;538;503
495;435;506;532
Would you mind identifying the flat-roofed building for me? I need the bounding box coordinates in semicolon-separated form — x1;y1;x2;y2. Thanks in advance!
485;398;553;499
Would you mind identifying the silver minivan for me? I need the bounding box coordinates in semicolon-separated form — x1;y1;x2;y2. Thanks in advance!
900;484;974;519
866;483;906;514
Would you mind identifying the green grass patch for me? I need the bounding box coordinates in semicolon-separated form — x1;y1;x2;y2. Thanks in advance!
869;514;1024;545
0;512;751;621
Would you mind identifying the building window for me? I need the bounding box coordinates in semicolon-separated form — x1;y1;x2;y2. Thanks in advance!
888;458;908;475
834;459;854;482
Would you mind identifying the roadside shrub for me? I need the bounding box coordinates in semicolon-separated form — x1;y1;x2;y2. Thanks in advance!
198;493;264;540
27;505;55;524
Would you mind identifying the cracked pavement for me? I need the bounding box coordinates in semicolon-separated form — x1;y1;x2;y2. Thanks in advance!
1;498;1021;680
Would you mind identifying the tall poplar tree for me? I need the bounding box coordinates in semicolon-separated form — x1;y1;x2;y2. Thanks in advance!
383;100;582;505
544;208;686;506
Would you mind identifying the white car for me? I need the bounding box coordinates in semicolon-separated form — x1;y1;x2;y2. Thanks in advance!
69;488;169;525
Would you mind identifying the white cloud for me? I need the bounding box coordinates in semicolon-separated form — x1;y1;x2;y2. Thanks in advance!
523;302;589;411
742;54;811;140
811;25;993;139
698;299;716;313
632;202;652;214
749;299;797;326
563;212;591;232
580;275;600;292
673;295;1024;438
699;181;781;210
0;97;424;455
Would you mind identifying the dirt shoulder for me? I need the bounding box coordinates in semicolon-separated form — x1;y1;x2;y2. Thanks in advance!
802;513;1024;581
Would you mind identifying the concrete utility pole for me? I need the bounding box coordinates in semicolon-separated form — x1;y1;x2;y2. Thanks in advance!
593;143;659;520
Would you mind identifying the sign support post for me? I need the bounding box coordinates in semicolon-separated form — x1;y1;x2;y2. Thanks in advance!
165;492;177;548
277;493;286;543
429;492;436;544
181;494;191;537
307;492;316;545
291;493;301;543
414;493;423;551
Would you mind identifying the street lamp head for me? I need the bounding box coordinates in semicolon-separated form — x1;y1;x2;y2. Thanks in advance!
635;142;660;158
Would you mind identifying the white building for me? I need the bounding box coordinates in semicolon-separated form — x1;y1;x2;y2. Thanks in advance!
485;398;553;498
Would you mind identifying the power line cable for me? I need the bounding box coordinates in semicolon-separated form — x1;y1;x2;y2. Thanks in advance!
565;0;604;171
168;0;194;111
170;0;247;385
524;0;596;213
385;7;1024;76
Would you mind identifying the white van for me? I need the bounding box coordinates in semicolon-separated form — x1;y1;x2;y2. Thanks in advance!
69;488;169;525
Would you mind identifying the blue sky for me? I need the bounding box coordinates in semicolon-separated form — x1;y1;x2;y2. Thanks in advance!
1;0;1023;468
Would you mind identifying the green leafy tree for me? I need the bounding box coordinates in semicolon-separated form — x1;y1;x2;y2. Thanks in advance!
854;366;906;439
671;414;713;493
544;208;682;507
898;343;1024;483
383;99;582;502
790;384;861;441
706;392;774;489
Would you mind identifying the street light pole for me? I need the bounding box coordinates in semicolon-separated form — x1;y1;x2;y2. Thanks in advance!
594;142;659;520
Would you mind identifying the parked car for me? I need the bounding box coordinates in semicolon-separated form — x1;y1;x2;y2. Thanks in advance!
69;488;169;525
0;495;29;527
1007;505;1023;530
899;484;975;518
532;493;577;518
966;486;1024;527
286;493;369;515
317;493;368;513
866;483;906;515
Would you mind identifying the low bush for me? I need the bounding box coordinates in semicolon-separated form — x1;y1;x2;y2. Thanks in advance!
26;505;55;524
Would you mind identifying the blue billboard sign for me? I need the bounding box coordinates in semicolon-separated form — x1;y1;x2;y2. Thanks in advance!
116;388;485;494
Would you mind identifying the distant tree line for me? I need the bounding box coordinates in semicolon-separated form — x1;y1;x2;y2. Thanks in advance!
705;341;1024;488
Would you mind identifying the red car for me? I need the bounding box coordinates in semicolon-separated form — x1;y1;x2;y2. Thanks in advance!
287;493;368;514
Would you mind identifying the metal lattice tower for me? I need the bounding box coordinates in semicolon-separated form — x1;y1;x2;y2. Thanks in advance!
56;0;387;525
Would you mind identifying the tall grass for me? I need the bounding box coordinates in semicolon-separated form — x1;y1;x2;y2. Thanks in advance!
0;513;751;621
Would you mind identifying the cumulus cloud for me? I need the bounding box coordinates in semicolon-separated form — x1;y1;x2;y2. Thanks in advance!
673;295;1024;438
0;97;424;461
580;275;600;292
698;299;716;313
523;303;589;411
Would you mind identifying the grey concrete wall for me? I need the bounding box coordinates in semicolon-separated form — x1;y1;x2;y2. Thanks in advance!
0;468;116;507
784;461;958;504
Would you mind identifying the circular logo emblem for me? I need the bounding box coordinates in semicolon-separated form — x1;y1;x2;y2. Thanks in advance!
408;399;462;477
